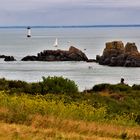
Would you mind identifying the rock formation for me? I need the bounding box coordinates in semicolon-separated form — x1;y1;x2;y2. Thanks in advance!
21;46;89;61
4;56;16;61
96;41;140;67
0;55;16;61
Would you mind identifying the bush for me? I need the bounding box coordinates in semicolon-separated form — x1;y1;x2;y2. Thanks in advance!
132;84;140;90
92;83;111;92
110;84;131;92
0;92;107;123
135;115;140;125
92;83;131;92
0;78;9;90
8;80;28;89
40;76;78;94
0;77;79;95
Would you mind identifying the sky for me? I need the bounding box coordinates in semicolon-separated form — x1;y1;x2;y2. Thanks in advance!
0;0;140;26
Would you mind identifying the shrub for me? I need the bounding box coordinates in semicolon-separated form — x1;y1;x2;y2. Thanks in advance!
0;78;9;90
0;92;107;123
0;77;78;95
92;83;131;92
40;76;78;94
111;84;131;92
92;83;111;92
132;84;140;90
8;80;28;89
135;115;140;125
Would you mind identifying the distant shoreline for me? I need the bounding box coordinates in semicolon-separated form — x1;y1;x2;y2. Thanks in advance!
1;24;140;29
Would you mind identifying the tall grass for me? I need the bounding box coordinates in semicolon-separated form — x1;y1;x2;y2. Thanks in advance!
0;91;138;126
0;92;107;123
0;91;140;139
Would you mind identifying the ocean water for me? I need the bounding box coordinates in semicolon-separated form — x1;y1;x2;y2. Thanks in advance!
0;27;140;91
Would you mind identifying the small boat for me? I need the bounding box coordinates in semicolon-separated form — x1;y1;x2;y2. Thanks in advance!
53;38;58;47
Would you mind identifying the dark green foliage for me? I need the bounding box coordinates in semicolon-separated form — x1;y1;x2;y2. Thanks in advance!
0;76;78;95
111;84;131;92
0;77;140;125
8;80;27;89
92;83;131;92
135;115;140;125
40;76;78;94
132;84;140;90
92;83;111;92
0;78;9;90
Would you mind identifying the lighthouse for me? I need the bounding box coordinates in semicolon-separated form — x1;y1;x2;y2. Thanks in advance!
27;26;31;38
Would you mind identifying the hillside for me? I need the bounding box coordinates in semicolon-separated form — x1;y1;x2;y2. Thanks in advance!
0;77;140;139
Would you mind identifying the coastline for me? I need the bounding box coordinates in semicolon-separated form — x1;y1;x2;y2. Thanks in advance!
0;27;140;91
1;24;140;29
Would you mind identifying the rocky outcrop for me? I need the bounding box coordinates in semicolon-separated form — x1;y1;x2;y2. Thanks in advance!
21;56;37;61
96;41;140;67
0;55;7;58
0;55;16;61
4;56;16;61
21;46;88;61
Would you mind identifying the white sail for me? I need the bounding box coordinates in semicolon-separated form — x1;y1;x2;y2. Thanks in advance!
53;38;58;47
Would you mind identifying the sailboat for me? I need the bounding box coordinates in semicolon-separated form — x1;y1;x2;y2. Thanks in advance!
53;38;58;47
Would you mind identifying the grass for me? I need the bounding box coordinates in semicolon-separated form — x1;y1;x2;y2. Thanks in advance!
0;77;140;139
0;92;107;123
0;91;140;139
0;116;140;140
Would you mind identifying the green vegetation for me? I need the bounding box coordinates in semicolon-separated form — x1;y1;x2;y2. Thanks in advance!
0;92;140;139
0;76;78;95
92;83;131;92
0;76;140;139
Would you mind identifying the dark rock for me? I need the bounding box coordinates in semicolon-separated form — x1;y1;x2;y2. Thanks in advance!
21;55;37;61
21;46;89;61
4;56;16;61
110;57;118;66
103;58;110;65
96;55;101;62
0;55;6;58
96;41;140;67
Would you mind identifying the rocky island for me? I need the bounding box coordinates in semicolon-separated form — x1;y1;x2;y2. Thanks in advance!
21;46;89;61
0;55;16;61
96;41;140;67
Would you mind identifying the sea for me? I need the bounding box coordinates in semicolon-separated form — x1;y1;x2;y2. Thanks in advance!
0;26;140;91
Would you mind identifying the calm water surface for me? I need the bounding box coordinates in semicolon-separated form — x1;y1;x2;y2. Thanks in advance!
0;27;140;91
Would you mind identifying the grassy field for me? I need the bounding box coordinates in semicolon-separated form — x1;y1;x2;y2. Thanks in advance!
0;116;140;140
0;121;123;140
0;77;140;139
0;92;140;140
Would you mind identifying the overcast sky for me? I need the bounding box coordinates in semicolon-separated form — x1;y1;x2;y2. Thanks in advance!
0;0;140;26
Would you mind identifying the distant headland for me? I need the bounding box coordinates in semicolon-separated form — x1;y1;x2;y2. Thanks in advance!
1;24;140;29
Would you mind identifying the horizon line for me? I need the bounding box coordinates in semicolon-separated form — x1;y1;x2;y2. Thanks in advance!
1;24;140;28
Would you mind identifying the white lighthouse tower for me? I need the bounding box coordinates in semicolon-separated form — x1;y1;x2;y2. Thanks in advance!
27;26;31;38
